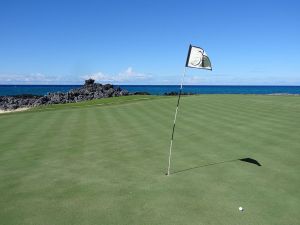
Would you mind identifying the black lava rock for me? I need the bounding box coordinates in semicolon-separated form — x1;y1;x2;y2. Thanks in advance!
0;80;130;110
133;92;150;95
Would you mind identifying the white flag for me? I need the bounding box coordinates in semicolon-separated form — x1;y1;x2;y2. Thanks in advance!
185;45;212;70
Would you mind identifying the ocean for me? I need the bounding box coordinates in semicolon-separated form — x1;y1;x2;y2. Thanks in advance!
1;85;300;96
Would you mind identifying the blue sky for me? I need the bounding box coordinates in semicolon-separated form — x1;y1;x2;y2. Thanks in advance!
0;0;299;85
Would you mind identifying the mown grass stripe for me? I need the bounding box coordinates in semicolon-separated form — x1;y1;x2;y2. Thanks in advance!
0;95;299;225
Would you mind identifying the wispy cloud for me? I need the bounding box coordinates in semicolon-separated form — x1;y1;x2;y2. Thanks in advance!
184;73;300;85
0;67;153;85
0;73;63;84
81;67;152;84
81;72;113;83
1;70;299;85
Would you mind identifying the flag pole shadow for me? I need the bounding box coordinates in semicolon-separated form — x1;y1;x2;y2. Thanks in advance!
170;157;261;175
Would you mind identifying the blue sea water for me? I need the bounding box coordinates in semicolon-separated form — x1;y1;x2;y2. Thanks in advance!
0;85;300;96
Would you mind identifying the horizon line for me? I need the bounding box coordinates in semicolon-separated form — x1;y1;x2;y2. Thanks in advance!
0;83;300;86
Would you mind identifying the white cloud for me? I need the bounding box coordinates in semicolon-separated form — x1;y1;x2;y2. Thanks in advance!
185;75;202;84
0;73;62;84
82;72;114;83
0;68;153;85
2;69;298;85
82;67;152;84
183;72;300;85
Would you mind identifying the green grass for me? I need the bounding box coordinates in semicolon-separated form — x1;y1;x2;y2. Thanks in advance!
0;95;299;225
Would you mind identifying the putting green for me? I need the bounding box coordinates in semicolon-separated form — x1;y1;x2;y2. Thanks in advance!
0;95;299;225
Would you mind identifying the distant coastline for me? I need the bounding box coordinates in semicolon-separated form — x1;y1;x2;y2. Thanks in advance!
1;85;300;96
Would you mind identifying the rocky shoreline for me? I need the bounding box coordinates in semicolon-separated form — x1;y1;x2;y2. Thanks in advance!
0;79;129;111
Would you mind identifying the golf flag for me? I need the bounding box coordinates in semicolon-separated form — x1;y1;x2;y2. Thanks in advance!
185;45;212;70
166;44;212;176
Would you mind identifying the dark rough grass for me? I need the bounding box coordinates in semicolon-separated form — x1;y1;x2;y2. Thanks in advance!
0;95;299;225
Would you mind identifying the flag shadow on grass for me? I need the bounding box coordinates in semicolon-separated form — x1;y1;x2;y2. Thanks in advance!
170;157;261;175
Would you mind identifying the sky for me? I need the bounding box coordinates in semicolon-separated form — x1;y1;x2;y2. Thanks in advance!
0;0;299;85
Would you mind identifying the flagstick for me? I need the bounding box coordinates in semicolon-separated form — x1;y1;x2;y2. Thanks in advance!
166;67;187;176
